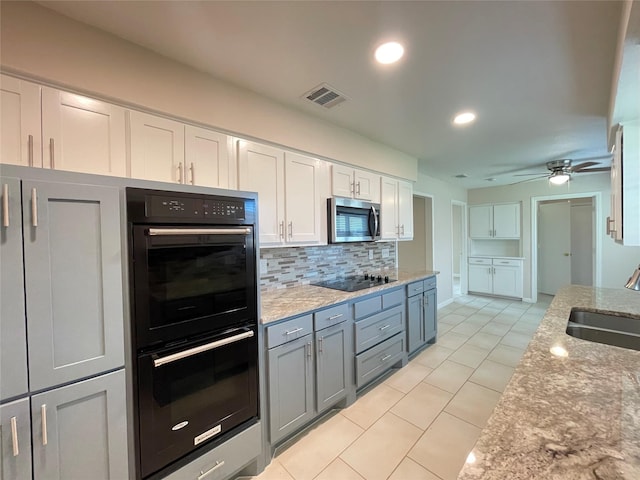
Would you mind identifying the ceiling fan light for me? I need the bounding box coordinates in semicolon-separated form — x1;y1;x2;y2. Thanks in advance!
549;172;570;185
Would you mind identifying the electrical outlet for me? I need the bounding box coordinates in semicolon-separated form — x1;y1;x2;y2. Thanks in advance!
382;248;390;258
368;250;374;260
260;259;268;273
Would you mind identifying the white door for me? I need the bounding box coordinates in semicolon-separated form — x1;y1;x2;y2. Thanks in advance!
397;180;413;239
468;264;492;294
469;205;492;238
493;266;522;297
284;152;323;244
42;87;126;176
238;141;284;245
380;177;398;240
1;75;42;167
493;203;520;238
184;125;231;188
331;164;353;198
129;111;184;183
538;202;571;295
570;202;593;286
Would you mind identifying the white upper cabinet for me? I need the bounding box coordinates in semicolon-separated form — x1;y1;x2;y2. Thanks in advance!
380;176;413;240
129;111;185;183
469;203;520;239
185;125;235;189
331;164;380;202
42;87;126;176
238;140;326;247
1;75;42;167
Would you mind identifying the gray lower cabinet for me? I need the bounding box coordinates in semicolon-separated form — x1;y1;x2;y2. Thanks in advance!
406;276;437;355
1;398;32;480
316;320;351;415
0;176;29;401
267;333;314;443
31;369;127;480
22;180;125;391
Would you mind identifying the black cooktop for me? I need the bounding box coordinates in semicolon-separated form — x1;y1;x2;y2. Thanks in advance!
312;274;396;292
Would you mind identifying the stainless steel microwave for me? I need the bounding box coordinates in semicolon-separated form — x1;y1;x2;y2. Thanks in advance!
328;197;381;243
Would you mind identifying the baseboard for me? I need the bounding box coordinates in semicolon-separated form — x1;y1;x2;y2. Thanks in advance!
437;298;454;309
522;297;535;303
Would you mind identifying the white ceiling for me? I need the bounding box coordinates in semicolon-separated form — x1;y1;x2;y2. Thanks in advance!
38;0;624;188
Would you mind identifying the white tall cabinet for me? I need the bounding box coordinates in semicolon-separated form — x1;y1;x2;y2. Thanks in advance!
380;176;413;240
238;140;326;247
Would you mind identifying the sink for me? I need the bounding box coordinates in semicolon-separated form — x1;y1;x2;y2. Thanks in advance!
566;309;640;351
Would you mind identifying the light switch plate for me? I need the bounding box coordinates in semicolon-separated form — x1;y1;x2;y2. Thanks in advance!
382;248;390;258
368;250;374;260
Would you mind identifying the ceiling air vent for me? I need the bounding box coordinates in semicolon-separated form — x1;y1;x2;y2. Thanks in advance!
303;83;347;109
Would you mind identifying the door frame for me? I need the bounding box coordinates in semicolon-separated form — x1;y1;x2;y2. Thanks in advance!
451;200;468;296
530;191;602;303
404;191;435;274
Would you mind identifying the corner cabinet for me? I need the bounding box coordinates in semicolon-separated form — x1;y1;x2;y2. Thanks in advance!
406;277;437;355
380;176;413;240
469;203;520;239
238;140;327;247
267;304;352;444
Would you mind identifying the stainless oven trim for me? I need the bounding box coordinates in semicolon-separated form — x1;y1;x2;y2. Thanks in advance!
153;329;254;367
148;227;252;236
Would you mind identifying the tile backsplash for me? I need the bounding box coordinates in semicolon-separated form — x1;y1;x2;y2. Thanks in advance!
260;242;397;291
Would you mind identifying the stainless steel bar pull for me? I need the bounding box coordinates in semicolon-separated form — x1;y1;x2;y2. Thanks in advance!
2;184;9;227
49;138;55;169
31;188;38;227
28;134;34;167
10;416;19;456
177;162;184;183
153;330;254;367
198;460;225;480
190;162;195;185
148;227;251;236
41;404;48;446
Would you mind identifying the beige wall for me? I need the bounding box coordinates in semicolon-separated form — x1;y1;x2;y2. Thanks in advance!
398;196;427;273
0;1;417;181
468;173;640;299
415;173;467;306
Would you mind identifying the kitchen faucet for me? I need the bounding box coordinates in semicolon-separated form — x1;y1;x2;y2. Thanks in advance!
625;264;640;291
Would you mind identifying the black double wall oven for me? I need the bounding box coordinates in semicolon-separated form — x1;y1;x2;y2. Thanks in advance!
126;188;259;479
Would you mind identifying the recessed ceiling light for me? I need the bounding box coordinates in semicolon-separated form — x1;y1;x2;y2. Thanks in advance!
454;174;468;178
453;111;476;126
486;178;497;182
375;42;404;64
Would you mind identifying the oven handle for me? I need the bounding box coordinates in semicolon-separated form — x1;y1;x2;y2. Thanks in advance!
153;330;254;368
147;227;252;236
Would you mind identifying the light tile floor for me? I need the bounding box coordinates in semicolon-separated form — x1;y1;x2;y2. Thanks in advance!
250;294;553;480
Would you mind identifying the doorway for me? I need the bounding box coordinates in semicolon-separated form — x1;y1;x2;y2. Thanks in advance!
532;193;601;300
398;195;433;273
451;202;466;296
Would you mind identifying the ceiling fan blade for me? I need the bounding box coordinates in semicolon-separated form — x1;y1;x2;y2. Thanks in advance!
576;167;611;173
509;176;548;185
571;161;599;172
514;172;548;176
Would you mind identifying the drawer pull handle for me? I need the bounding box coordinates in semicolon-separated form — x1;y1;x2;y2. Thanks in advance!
285;327;304;335
379;324;391;331
328;313;343;321
198;460;225;480
500;261;509;264
10;416;19;456
31;188;38;227
41;404;47;446
380;354;392;362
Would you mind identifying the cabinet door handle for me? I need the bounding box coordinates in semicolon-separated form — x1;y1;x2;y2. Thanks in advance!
318;336;323;354
285;327;304;335
177;162;184;183
489;229;492;237
189;162;195;185
288;221;293;239
401;224;405;236
49;138;55;169
306;342;312;358
606;216;616;235
41;404;48;446
356;181;361;195
10;416;19;456
279;221;285;240
2;184;9;228
379;324;391;332
380;354;392;362
328;313;343;321
198;460;225;480
28;134;34;167
31;188;38;227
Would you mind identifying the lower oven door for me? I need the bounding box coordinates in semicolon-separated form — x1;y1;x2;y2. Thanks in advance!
137;325;259;479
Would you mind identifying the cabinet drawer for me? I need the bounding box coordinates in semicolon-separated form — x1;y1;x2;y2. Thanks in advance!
469;257;491;265
407;281;424;297
163;423;262;480
355;333;406;389
354;295;382;320
382;288;405;309
492;258;521;267
267;314;313;349
423;276;437;290
314;303;351;331
354;305;404;354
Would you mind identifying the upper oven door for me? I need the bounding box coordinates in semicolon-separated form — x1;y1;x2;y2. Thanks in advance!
131;225;256;348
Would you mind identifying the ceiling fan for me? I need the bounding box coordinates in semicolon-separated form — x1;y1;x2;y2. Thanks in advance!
512;158;611;185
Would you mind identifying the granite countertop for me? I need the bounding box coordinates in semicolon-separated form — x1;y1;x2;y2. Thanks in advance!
458;285;640;480
260;270;438;324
